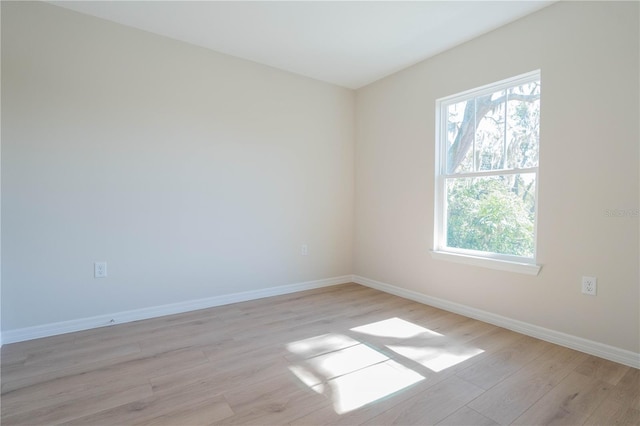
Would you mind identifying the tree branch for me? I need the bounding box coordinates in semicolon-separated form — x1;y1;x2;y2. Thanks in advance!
447;92;539;173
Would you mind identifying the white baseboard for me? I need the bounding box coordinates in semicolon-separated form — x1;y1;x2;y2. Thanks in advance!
1;275;351;345
353;275;640;369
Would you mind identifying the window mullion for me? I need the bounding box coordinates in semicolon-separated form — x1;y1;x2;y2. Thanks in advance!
443;167;538;179
503;92;508;169
473;98;477;172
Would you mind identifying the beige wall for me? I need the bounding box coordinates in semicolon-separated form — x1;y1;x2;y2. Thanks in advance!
1;2;354;330
355;1;639;353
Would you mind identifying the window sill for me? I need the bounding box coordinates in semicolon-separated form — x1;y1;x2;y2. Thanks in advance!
430;250;541;276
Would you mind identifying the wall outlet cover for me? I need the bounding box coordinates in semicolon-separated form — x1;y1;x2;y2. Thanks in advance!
95;261;107;278
582;276;596;296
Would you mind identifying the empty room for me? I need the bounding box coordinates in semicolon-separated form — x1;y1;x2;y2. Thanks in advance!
1;1;639;425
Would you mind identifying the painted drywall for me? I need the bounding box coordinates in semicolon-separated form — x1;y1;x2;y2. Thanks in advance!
1;1;354;330
354;1;640;353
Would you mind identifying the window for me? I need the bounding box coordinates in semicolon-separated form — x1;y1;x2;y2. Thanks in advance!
433;71;541;275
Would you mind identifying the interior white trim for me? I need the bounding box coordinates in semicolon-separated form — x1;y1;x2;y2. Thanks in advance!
430;250;542;276
353;275;640;369
1;275;351;345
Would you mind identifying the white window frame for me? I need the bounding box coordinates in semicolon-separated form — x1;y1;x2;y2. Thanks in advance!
432;70;542;276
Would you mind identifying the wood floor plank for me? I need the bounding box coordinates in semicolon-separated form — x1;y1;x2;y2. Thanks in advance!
2;384;153;425
511;371;612;425
68;311;222;349
138;326;230;354
436;406;499;426
609;366;640;410
467;345;589;425
1;375;148;420
64;379;233;425
137;394;234;426
218;390;325;425
2;347;208;399
218;372;328;425
308;359;432;419
294;343;390;384
584;396;640;426
574;355;631;385
455;335;554;389
152;354;291;400
89;315;227;352
363;375;484;425
1;350;145;394
288;376;433;426
284;332;362;362
1;283;637;425
147;362;221;395
17;342;142;378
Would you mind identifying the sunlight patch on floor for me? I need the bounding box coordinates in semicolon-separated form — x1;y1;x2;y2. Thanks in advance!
286;333;360;359
287;343;388;387
289;364;325;390
312;360;424;414
386;345;484;372
286;317;483;415
302;344;389;380
350;317;442;339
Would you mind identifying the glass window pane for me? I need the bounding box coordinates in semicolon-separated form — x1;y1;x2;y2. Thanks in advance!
506;82;540;169
446;100;474;174
446;174;536;257
475;90;506;171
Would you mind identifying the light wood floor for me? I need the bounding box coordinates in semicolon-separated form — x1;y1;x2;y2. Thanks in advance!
1;283;638;425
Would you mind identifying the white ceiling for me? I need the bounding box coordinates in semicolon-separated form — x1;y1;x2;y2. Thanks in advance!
50;1;554;89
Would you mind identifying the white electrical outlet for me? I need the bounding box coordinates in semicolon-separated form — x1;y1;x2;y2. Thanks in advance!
582;276;596;296
95;261;107;278
301;244;309;256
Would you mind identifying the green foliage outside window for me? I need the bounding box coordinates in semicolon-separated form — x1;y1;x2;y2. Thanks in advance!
446;177;535;257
